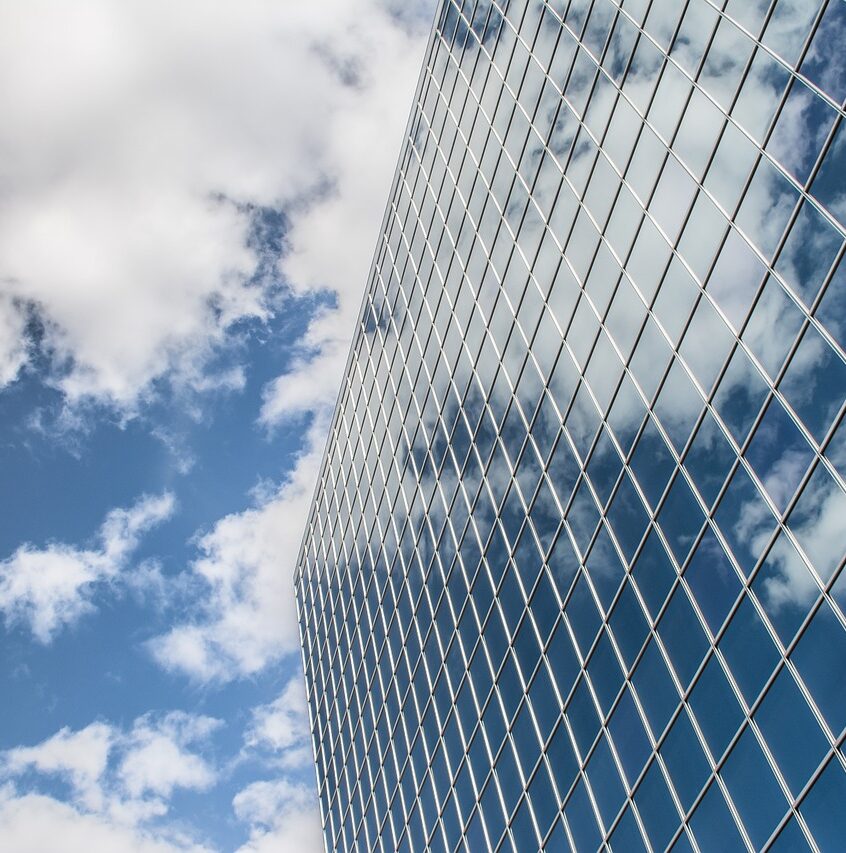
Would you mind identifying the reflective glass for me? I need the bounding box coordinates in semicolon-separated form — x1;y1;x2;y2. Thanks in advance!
295;2;846;850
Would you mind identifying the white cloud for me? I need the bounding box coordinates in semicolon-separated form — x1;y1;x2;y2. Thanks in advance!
233;780;323;853
147;0;432;685
259;0;434;426
230;685;322;850
118;713;221;800
0;492;175;642
0;295;29;387
0;711;220;852
0;0;433;412
149;420;325;682
3;723;113;812
259;327;349;426
244;676;312;770
0;790;211;853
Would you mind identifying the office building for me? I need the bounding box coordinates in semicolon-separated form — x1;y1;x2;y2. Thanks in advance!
296;0;846;849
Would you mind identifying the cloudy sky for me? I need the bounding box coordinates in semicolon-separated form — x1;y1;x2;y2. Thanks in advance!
0;1;435;849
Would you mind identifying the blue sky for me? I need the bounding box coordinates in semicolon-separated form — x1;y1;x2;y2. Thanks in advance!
0;1;433;849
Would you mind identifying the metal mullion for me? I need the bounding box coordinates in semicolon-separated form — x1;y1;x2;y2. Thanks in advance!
300;2;846;851
702;390;838;608
625;0;846;237
708;0;845;118
735;426;846;626
498;27;584;174
453;0;486;74
777;2;846;118
666;633;839;852
293;6;443;580
729;274;845;469
757;730;838;850
426;38;541;284
585;615;699;832
441;0;469;55
525;313;630;484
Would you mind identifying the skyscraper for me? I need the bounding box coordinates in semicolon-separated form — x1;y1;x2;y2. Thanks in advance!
295;0;846;849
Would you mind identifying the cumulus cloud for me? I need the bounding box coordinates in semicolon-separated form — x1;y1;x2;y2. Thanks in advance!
148;419;324;682
0;791;211;853
0;492;175;642
2;6;430;848
226;682;321;851
0;295;30;387
0;711;220;852
233;779;323;853
118;713;222;800
0;0;432;412
147;0;433;684
1;0;434;676
244;676;313;770
3;723;113;812
259;328;349;426
258;0;434;425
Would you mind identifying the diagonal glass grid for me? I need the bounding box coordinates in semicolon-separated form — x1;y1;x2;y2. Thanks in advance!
296;1;846;850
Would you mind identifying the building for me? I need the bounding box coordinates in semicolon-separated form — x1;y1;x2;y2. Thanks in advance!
295;0;846;850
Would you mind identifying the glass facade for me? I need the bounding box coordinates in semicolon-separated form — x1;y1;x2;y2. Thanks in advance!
295;0;846;850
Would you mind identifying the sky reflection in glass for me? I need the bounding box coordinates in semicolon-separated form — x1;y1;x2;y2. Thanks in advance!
296;0;846;850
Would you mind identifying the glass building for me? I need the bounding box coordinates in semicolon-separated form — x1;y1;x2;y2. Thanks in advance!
295;0;846;849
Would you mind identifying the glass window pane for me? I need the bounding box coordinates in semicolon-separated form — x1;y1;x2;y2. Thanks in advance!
683;410;736;509
585;733;626;829
657;584;709;689
608;685;652;788
762;0;824;66
631;638;680;739
607;472;650;563
564;776;601;852
609;805;648;852
630;416;676;510
660;708;711;812
658;472;704;565
768;816;813;853
779;324;846;443
720;727;788;849
635;760;680;850
755;666;829;797
683;528;742;636
786;463;846;586
800;757;846;852
719;596;780;706
689;780;747;853
745;398;814;513
678;293;735;395
689;655;744;761
811;122;846;229
631;528;676;621
790;600;846;735
608;580;650;671
753;532;819;646
777;197;843;308
801;0;846;102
